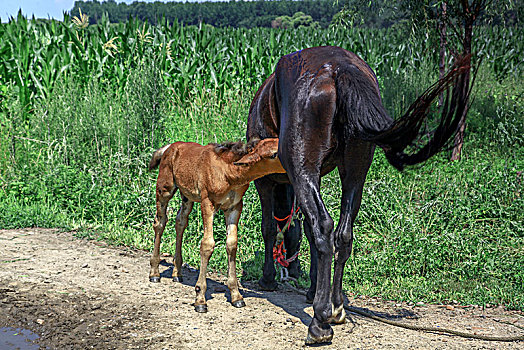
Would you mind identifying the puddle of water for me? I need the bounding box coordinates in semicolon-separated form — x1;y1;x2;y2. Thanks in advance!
0;327;41;350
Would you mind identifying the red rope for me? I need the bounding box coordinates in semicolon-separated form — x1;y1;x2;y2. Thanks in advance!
273;242;300;268
273;206;300;222
273;241;288;267
273;202;301;268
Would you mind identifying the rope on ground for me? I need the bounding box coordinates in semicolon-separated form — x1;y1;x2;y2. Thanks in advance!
283;282;524;342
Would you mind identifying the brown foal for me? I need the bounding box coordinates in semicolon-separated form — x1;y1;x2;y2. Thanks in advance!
148;138;285;312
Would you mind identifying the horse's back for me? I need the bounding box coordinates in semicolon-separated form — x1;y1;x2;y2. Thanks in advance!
247;46;385;169
275;46;379;91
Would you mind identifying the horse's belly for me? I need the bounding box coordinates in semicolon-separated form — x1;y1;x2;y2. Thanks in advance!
179;188;201;203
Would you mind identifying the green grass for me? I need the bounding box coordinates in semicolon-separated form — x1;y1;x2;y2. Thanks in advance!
1;67;522;309
0;17;522;310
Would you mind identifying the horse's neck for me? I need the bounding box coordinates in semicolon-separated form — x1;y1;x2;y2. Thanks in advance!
225;163;261;187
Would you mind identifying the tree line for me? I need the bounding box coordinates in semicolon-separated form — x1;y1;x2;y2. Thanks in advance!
71;0;345;28
76;0;521;30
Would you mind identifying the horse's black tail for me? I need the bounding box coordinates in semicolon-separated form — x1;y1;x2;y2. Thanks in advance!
337;55;472;171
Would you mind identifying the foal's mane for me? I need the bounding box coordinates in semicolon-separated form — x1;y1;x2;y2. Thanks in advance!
211;138;260;157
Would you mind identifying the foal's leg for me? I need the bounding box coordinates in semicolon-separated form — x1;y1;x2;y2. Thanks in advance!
224;201;245;308
330;141;375;324
172;195;194;282
149;174;177;282
194;197;215;313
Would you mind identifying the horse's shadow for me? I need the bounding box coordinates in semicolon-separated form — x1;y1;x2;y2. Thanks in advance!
157;259;417;328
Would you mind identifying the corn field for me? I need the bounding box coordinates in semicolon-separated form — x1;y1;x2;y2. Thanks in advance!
1;12;522;114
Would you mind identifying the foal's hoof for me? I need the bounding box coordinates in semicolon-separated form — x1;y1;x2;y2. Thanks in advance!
258;277;278;291
149;276;160;283
172;276;183;283
194;304;208;313
232;300;246;308
305;319;333;345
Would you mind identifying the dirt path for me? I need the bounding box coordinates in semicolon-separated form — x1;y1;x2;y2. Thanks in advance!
0;228;522;349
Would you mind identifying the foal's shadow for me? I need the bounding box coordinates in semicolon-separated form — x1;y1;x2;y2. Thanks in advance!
158;260;236;303
157;260;417;329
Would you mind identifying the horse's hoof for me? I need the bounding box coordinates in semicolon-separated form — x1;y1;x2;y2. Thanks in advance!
149;276;160;283
328;308;346;325
305;332;333;345
232;300;246;308
194;304;208;313
305;319;333;345
258;277;278;291
172;276;183;283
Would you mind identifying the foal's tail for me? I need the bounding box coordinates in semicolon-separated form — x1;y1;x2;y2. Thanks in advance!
148;144;172;171
338;54;472;171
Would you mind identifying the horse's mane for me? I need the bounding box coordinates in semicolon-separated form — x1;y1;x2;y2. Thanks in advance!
211;138;261;157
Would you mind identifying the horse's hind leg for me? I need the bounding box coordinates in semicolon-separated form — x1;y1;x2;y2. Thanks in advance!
149;173;177;283
330;141;375;324
224;201;245;308
172;194;193;282
303;219;318;304
291;173;334;344
194;197;216;313
280;137;335;344
277;72;338;344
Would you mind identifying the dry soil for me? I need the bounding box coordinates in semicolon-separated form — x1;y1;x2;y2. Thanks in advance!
0;228;523;349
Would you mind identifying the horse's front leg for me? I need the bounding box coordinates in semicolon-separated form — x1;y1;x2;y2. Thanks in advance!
224;201;245;308
254;177;278;291
331;142;375;324
194;197;215;313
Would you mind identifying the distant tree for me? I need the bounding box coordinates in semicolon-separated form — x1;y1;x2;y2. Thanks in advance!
239;15;274;28
331;0;409;28
272;15;292;29
272;11;320;29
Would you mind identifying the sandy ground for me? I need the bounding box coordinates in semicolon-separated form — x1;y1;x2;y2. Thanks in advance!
0;228;523;349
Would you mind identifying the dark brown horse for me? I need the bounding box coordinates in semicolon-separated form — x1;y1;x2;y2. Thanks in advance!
246;46;471;344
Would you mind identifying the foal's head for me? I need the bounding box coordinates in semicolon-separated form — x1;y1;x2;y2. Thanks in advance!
233;138;285;175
